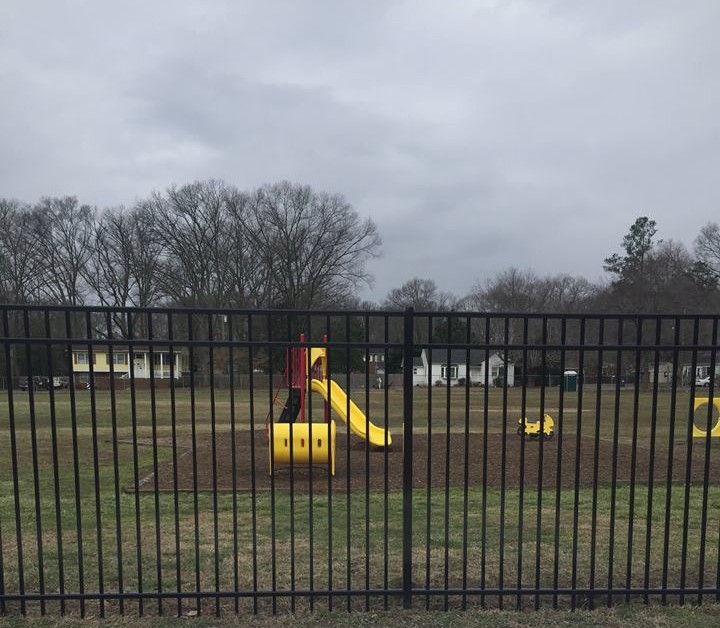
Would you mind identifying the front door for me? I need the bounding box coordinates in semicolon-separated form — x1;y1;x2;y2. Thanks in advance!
133;354;145;378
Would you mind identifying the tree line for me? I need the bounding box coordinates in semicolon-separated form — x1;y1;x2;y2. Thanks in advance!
2;179;720;317
383;217;720;315
378;217;720;377
2;181;719;380
0;180;381;312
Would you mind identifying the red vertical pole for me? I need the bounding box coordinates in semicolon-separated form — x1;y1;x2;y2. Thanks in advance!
285;347;290;388
299;333;306;423
323;334;329;424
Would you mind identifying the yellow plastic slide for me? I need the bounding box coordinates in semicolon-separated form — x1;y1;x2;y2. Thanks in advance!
310;378;392;447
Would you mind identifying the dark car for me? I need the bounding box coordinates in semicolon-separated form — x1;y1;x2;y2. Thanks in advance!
17;376;49;391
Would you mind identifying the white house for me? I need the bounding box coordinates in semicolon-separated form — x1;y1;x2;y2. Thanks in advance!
408;356;425;382
409;349;514;387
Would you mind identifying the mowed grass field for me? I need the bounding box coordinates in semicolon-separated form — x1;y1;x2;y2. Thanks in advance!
0;385;719;617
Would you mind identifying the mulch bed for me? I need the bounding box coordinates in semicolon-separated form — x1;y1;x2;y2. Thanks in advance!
136;429;720;493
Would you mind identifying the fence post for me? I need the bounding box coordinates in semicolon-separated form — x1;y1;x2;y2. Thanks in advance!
402;307;414;609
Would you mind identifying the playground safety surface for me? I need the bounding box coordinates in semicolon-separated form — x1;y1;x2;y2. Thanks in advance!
140;430;720;493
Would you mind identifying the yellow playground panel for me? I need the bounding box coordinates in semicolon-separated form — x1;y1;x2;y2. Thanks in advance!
692;398;720;438
269;421;336;475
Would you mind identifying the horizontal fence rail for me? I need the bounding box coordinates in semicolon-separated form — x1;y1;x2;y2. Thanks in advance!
0;305;719;616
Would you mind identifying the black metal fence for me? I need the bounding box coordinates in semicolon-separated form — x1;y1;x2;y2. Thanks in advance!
0;304;719;616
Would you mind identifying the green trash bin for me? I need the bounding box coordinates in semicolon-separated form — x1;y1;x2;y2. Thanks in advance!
563;370;578;392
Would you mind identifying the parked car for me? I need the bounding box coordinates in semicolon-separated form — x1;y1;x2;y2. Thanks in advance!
52;376;70;389
17;376;49;391
696;376;711;387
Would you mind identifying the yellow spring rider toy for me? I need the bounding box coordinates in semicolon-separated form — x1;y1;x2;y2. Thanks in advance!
517;414;555;440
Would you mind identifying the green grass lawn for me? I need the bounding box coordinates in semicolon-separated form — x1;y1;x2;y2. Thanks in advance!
3;603;720;627
1;385;714;438
0;386;718;618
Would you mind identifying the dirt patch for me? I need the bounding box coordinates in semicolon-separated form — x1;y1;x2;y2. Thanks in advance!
136;428;720;493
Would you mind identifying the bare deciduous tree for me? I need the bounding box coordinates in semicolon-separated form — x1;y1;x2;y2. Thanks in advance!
129;203;165;308
85;207;134;309
383;277;455;311
467;268;599;375
0;199;43;303
468;268;596;313
639;240;707;312
146;180;238;307
224;188;272;307
86;205;164;309
694;222;720;283
84;205;164;336
469;267;539;312
33;196;94;305
239;181;381;308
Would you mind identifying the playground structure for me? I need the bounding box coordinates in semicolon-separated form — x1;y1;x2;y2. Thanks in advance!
268;335;393;475
517;413;555;440
692;397;720;438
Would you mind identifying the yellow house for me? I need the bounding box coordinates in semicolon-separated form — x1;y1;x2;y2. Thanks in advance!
72;346;188;380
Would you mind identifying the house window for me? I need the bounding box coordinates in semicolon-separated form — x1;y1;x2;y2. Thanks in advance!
74;351;88;365
110;352;128;365
153;352;171;366
491;366;499;378
413;368;418;374
441;365;458;379
134;353;144;361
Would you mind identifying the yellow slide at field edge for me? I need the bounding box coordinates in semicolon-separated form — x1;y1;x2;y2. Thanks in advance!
310;378;392;448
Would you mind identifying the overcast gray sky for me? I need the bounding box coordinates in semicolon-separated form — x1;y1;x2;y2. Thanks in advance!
1;0;719;301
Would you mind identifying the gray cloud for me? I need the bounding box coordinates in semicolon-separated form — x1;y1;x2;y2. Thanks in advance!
2;0;719;301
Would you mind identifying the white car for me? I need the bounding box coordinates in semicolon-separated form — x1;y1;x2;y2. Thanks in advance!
696;376;711;387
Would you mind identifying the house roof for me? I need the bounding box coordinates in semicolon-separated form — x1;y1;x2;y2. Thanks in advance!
71;345;132;352
423;348;509;366
71;345;182;353
400;356;426;368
